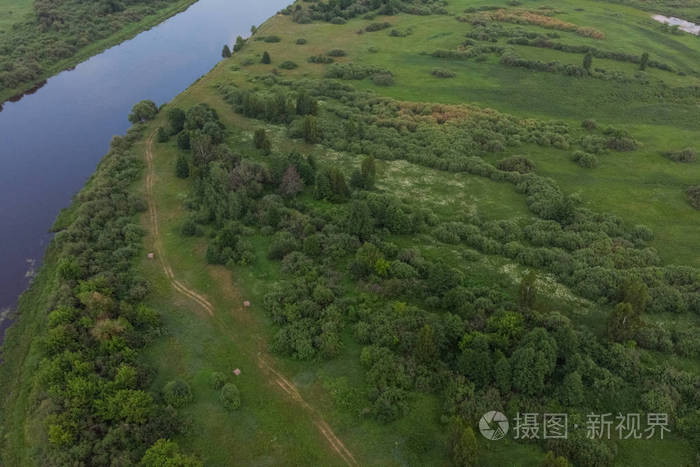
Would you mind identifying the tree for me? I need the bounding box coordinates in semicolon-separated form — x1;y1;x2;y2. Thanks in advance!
167;107;186;134
330;168;350;202
279;166;303;198
542;451;570;467
254;128;271;154
141;439;202;467
607;302;642;342
261;51;271;64
233;36;246;52
361;155;376;189
313;169;333;200
494;356;511;393
296;91;317;116
303;115;320;143
519;270;537;310
560;371;583;405
450;422;478;466
346;200;373;240
176;153;189;179
128;100;158;123
177;131;190;150
222;44;232;58
163;379;193;408
156;127;168;143
220;383;241;410
620;279;649;314
639;52;649;71
582;52;592;71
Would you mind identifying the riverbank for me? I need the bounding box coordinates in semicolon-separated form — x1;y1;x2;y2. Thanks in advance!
0;0;198;106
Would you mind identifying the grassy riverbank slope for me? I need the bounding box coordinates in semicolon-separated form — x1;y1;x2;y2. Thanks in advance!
1;0;699;465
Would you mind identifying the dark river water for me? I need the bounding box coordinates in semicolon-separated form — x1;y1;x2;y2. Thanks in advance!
0;0;289;342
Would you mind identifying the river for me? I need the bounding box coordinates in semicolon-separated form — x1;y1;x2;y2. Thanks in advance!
0;0;290;342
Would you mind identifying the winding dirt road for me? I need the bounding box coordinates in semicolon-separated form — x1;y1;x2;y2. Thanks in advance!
144;133;358;467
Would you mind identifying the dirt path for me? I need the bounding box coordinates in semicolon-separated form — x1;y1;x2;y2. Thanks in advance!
144;133;358;467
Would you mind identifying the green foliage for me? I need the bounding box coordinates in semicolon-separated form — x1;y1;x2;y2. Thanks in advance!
687;185;700;209
497;155;535;173
176;153;190;178
129;100;158;124
518;271;537;309
254;128;271;154
261;51;271;64
219;383;241;410
167;107;186;134
607;302;642;342
222;44;232;58
664;147;696;163
157;127;169;143
210;372;226;390
450;422;478;466
303;115;321;143
163;379;193;408
279;60;299;70
141;439;202;467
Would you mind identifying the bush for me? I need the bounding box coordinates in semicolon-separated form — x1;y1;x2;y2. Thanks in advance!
663;147;696;163
210;371;226;389
220;383;241;410
582;118;597;130
571;150;598;168
279;60;299;69
497;155;536;173
163;379;193;408
330;16;347;24
327;49;347;57
264;35;281;43
261;51;271;64
686;185;700;210
366;22;391;32
308;55;334;64
371;73;394;86
296;38;307;45
431;68;456;78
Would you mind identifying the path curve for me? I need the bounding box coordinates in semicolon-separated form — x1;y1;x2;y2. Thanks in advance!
144;132;358;467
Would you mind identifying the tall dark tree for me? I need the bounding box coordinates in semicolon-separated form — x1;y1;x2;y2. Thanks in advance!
607;302;642;342
518;270;537;310
296;91;317;116
176;153;190;179
167;107;186;134
222;44;232;58
303;115;320;143
346;200;373;240
233;36;246;52
582;52;592;71
361;155;376;189
639;52;649;71
261;51;271;64
254;128;271;154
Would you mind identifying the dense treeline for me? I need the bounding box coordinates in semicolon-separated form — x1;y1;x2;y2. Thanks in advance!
174;75;700;463
283;0;447;25
0;122;201;464
0;0;189;95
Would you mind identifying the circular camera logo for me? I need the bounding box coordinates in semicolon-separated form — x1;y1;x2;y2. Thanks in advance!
479;411;509;440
